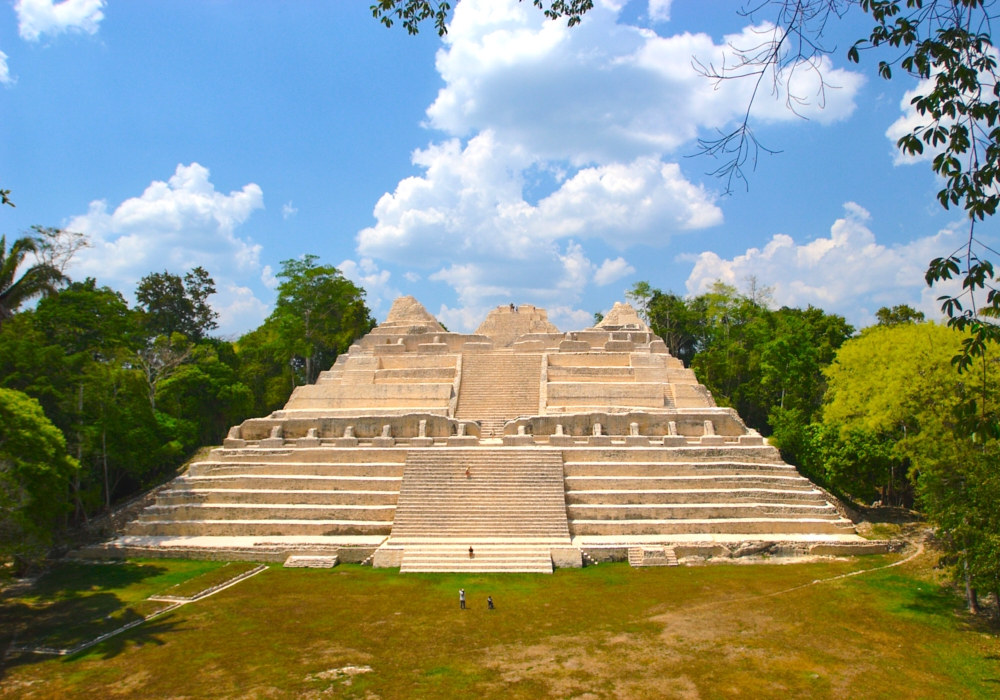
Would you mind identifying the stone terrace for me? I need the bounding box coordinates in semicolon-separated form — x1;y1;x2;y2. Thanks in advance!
83;297;870;572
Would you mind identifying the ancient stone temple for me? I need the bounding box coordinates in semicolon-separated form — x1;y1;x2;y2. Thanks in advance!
88;297;871;572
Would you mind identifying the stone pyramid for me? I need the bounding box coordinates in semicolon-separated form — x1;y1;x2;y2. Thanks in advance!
84;297;874;572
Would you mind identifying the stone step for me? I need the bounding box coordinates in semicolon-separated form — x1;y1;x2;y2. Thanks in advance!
564;475;815;490
391;449;570;540
569;518;855;536
566;503;840;520
196;450;409;465
628;546;678;567
560;448;784;464
176;475;402;491
139;504;395;521
191;463;406;478
455;354;541;423
400;545;554;573
124;519;393;537
565;489;828;505
562;462;799;477
157;489;399;506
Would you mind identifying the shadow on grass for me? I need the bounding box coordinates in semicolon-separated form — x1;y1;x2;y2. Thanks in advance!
72;614;184;661
1;612;185;678
2;604;190;677
0;561;182;680
21;561;170;601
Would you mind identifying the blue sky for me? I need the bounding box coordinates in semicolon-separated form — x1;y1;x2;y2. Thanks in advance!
0;0;988;334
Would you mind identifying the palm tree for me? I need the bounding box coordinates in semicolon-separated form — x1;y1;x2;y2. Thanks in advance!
0;234;66;325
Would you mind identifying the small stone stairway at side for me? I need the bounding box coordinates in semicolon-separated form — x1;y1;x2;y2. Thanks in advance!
628;546;678;567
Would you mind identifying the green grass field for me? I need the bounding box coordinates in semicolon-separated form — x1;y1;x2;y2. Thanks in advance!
1;551;998;699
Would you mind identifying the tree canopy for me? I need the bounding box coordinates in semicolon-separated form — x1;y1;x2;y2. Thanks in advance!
0;388;79;574
0;234;65;326
135;267;219;342
270;255;375;385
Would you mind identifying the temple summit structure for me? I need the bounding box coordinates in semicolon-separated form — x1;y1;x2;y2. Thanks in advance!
85;297;877;572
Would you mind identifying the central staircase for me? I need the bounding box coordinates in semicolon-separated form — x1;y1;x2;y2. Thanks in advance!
390;448;570;573
455;353;542;436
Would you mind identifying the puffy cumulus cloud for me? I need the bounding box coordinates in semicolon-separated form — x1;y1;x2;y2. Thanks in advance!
358;0;865;331
66;163;269;334
214;284;270;336
593;257;635;286
427;0;863;163
16;0;105;42
339;257;399;317
684;202;963;325
358;132;721;266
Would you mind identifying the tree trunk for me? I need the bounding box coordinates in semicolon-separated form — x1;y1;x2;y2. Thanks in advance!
102;428;110;511
964;554;980;614
74;383;87;526
306;354;314;385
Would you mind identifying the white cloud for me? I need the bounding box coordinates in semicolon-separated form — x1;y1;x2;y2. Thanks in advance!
282;201;298;219
403;271;421;282
16;0;105;42
436;303;491;333
261;264;278;289
356;0;864;331
0;50;13;86
593;257;635;286
648;0;672;23
214;284;270;336
339;257;399;317
66;163;269;335
885;78;938;164
428;1;863;164
684;202;963;325
358;132;721;267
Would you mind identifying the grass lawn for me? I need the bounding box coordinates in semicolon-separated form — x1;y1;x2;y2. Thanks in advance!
0;560;228;653
1;551;998;699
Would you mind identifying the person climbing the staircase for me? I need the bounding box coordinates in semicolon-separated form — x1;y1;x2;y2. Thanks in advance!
459;589;466;609
468;546;474;558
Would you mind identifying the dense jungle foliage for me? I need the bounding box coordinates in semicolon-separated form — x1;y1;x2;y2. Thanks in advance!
631;280;1000;610
0;236;374;571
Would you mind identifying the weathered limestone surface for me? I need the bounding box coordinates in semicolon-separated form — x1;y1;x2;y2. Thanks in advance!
96;297;867;572
475;304;559;347
593;301;650;332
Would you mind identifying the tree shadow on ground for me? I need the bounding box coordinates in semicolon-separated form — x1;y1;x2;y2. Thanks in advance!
26;561;170;600
0;561;177;680
0;608;184;678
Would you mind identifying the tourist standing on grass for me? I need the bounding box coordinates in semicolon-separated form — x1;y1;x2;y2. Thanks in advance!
487;596;494;610
459;589;466;609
